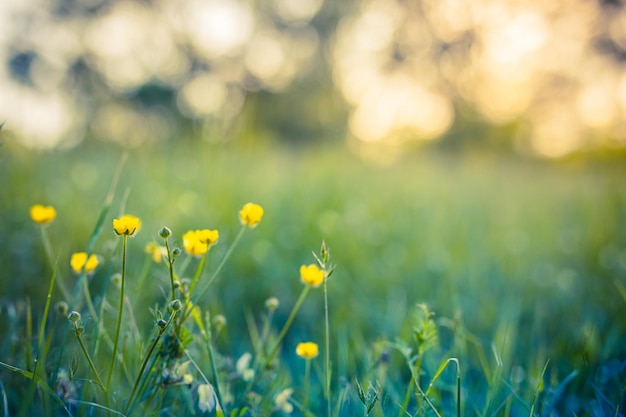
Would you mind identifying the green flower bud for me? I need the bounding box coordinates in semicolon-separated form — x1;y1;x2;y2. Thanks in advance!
159;226;172;239
157;319;167;329
68;311;81;323
56;301;69;316
170;299;182;312
172;247;182;257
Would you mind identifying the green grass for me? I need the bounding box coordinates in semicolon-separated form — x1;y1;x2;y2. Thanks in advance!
0;139;625;416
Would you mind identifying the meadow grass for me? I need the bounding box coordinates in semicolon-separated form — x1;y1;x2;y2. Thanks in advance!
0;140;625;416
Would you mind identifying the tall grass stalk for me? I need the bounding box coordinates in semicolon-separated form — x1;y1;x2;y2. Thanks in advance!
71;318;105;391
124;308;178;415
106;235;128;393
324;270;331;417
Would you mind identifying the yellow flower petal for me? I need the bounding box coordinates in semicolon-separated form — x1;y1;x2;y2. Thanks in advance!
196;229;219;245
113;215;141;236
182;230;208;256
239;203;264;228
70;252;99;274
300;264;324;287
296;342;319;359
30;204;56;225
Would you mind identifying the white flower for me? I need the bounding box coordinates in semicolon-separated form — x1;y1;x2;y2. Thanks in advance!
274;388;294;413
236;352;255;381
198;383;217;413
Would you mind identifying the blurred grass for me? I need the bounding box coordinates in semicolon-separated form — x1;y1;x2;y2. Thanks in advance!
1;139;625;414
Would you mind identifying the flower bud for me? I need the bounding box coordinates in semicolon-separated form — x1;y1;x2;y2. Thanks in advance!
170;299;182;312
56;301;69;316
68;311;81;323
173;280;181;289
265;297;279;311
111;273;122;287
172;247;182;257
157;319;167;329
212;314;226;331
159;226;172;239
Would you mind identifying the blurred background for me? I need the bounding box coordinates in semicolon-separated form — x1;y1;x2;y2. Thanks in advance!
1;0;626;158
1;0;626;414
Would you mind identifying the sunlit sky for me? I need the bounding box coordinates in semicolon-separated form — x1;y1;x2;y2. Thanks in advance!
1;0;625;157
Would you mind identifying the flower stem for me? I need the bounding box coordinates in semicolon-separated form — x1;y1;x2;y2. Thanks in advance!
243;285;311;399
40;226;71;301
106;235;127;393
324;276;331;417
303;358;311;413
73;324;106;391
205;335;224;411
124;310;177;415
184;226;246;322
267;285;310;367
164;237;176;301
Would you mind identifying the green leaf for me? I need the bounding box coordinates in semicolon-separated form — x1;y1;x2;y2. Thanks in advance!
355;378;366;404
0;361;72;416
365;384;379;414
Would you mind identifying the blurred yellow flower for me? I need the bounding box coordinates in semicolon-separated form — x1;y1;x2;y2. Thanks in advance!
195;229;219;245
113;215;141;236
296;342;319;359
183;229;219;256
145;242;167;263
30;204;56;225
70;252;99;274
300;264;324;287
239;203;264;227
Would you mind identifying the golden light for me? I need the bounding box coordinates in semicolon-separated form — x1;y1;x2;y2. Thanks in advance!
182;0;254;59
177;74;229;117
84;2;186;91
273;0;323;25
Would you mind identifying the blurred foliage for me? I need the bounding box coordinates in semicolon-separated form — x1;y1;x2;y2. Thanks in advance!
2;0;626;157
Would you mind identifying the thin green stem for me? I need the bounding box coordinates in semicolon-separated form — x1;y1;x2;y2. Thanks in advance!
82;277;99;323
106;235;127;393
124;310;177;415
267;286;310;366
40;226;71;301
206;336;224;411
243;285;311;399
164;237;176;301
303;358;312;413
73;325;106;391
188;252;209;295
324;276;331;417
189;226;246;310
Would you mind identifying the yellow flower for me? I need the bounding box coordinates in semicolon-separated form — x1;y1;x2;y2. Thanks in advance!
113;215;141;236
30;204;56;225
182;229;218;256
296;342;319;360
300;264;324;287
70;252;99;274
195;229;219;245
239;203;264;228
145;242;167;263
